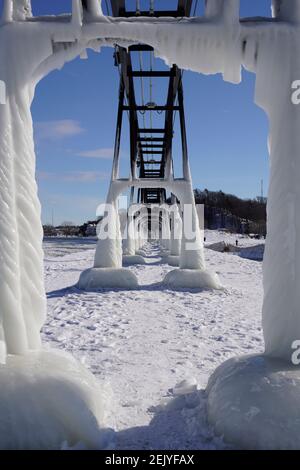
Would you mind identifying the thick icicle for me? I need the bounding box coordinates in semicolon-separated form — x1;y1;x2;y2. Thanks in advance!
1;0;13;23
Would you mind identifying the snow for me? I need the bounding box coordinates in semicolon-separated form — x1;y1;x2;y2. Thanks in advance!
43;235;263;449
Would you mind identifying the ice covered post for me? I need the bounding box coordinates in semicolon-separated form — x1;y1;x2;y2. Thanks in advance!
207;0;300;450
160;205;171;253
259;0;300;361
170;204;182;256
0;0;95;359
0;0;115;449
0;0;48;359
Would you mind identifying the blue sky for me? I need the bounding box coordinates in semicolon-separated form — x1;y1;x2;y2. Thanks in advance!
1;1;273;224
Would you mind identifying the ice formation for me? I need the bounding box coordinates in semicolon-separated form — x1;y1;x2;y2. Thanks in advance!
1;0;300;449
207;354;300;450
78;266;139;289
0;349;111;449
0;0;299;360
163;268;222;290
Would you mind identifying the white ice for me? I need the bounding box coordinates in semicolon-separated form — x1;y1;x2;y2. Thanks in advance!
0;349;112;449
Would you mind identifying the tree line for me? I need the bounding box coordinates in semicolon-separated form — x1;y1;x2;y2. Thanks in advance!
194;189;267;236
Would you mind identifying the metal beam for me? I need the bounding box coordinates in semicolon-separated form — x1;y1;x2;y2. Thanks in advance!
129;71;175;78
123;105;180;111
139;129;165;134
161;65;182;176
123;10;189;18
178;0;193;16
111;80;125;180
110;0;125;16
178;79;190;180
109;0;193;205
129;45;154;52
141;145;164;149
142;151;163;155
138;138;165;142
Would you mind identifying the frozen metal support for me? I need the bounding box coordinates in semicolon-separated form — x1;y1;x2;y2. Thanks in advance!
1;0;13;23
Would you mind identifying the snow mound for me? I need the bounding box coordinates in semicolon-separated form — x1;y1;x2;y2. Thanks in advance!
172;378;198;396
207;241;239;253
78;268;138;290
0;349;111;450
135;249;147;257
167;255;180;267
207;354;300;450
159;251;171;262
163;269;222;290
122;255;146;266
239;244;265;261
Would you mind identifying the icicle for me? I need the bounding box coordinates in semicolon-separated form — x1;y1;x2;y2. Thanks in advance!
222;0;240;23
12;0;32;20
0;323;6;365
0;80;5;105
72;0;83;27
272;0;300;23
82;0;103;17
1;0;13;23
80;49;88;59
205;0;223;18
205;0;240;23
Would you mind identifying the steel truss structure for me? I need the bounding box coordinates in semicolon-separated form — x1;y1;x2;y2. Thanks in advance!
110;0;192;208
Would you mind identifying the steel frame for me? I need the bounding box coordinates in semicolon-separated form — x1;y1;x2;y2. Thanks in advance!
110;0;192;205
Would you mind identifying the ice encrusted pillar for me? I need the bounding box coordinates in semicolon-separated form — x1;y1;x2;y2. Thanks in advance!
0;85;46;359
179;184;206;270
206;2;300;450
160;206;171;252
170;204;182;257
256;7;300;361
124;211;136;256
0;18;57;359
94;191;123;269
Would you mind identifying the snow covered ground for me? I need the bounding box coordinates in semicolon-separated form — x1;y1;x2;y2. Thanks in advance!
43;231;264;449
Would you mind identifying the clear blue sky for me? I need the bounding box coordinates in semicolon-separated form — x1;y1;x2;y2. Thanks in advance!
1;1;273;225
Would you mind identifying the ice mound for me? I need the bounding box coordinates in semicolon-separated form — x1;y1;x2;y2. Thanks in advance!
167;255;180;267
172;378;198;396
122;255;146;266
135;249;148;257
239;244;265;261
206;241;239;253
78;267;139;289
163;269;222;290
207;354;300;449
0;349;111;450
